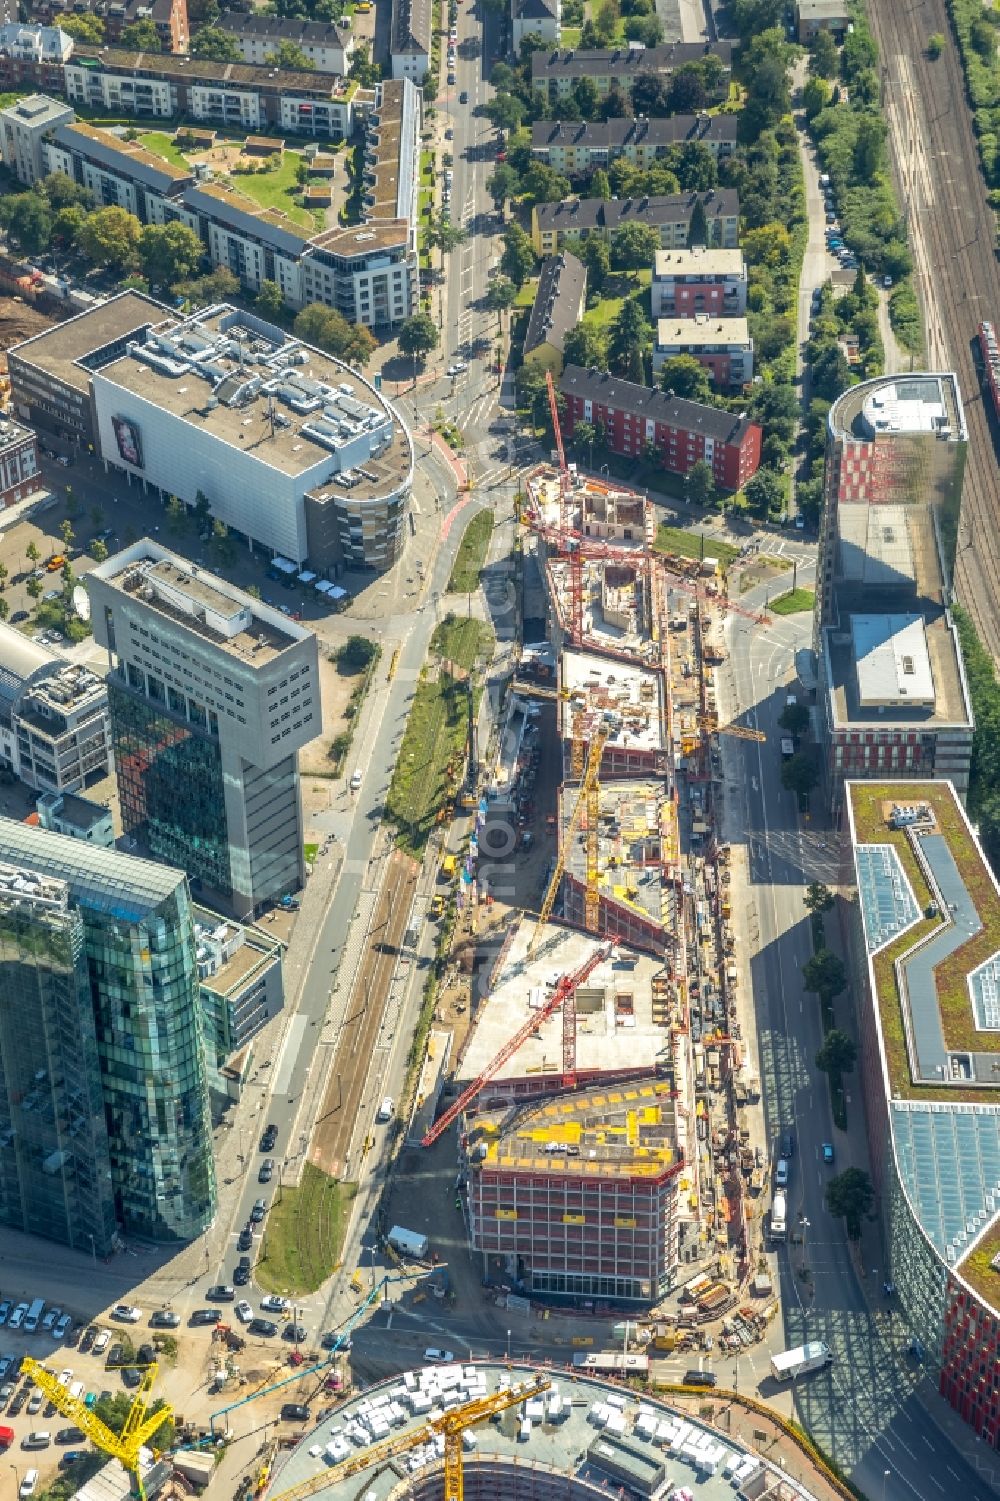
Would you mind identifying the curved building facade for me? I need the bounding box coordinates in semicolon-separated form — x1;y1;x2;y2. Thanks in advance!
847;779;1000;1449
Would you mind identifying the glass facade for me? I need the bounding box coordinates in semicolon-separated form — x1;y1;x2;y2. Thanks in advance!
0;884;117;1254
108;676;232;896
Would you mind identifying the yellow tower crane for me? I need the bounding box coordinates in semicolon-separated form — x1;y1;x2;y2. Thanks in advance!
528;723;609;955
698;716;767;743
21;1357;170;1501
265;1376;551;1501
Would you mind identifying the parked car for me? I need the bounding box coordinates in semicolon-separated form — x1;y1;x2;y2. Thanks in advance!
190;1310;221;1327
149;1310;180;1329
111;1305;141;1323
423;1348;455;1363
18;1469;38;1497
53;1315;71;1341
234;1301;253;1324
59;1453;87;1470
260;1296;289;1314
207;1285;234;1302
22;1431;51;1449
775;1158;789;1188
248;1319;277;1337
280;1403;310;1422
682;1369;717;1387
122;1367;142;1388
260;1124;278;1152
281;1323;306;1343
55;1427;85;1445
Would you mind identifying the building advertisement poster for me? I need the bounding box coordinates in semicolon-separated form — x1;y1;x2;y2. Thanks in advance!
112;415;143;469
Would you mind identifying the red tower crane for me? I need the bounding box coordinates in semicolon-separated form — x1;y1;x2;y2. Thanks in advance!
421;943;613;1146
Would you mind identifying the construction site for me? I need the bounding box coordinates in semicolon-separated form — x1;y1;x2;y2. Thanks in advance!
412;373;770;1314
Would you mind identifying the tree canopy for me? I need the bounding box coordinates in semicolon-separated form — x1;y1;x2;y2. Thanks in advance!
825;1167;873;1239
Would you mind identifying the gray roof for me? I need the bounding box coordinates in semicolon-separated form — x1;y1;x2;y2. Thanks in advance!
0;623;55;707
390;0;431;56
532;41;734;81
532;114;737;152
535;189;738;234
52;121;189;196
217;12;351;46
514;0;560;19
560;364;756;446
524;252;587;358
0;816;185;920
182;184;309;258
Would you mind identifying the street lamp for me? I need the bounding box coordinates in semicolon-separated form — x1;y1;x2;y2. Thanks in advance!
88;1233;96;1265
506;1329;511;1364
8;1463;19;1493
883;1468;891;1500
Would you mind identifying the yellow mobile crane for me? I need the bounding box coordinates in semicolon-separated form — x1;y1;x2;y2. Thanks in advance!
22;1357;170;1500
265;1376;551;1501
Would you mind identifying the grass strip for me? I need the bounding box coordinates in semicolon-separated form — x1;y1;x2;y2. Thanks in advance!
653;524;739;568
256;1163;357;1295
447;509;494;593
770;587;815;615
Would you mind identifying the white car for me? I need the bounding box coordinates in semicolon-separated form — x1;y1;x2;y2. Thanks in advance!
53;1314;72;1340
58;1369;73;1388
19;1471;38;1499
235;1300;253;1324
92;1330;110;1354
9;1304;27;1331
423;1347;455;1363
260;1296;290;1314
42;1307;61;1332
883;274;893;288
446;363;468;377
111;1304;142;1323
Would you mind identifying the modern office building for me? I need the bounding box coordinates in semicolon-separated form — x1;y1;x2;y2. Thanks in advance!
0;821;216;1245
651;246;747;317
846;780;1000;1452
0;91;72;183
0;624;111;794
560;364;762;490
531;114;736;174
10;297;414;569
0;858;117;1256
216;12;354;74
815;375;973;810
531;190;740;255
653;316;753;387
531;41;733;103
88;540;319;914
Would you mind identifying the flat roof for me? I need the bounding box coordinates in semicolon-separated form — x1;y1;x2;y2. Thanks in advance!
852;614;935;708
8;289;166;393
90;540;310;667
92;305;410;501
310;220;410;256
267;1362;800;1501
458;921;674;1087
0;621;56;698
71;45;333;97
56;121;192;190
837;503;916;590
37;789;109;832
653;247;745;278
25;660;105;717
560;778;669;927
0;91;70;125
656;316;750;348
561;649;665;753
0;816;184;919
827;371;966;444
825;609;969;729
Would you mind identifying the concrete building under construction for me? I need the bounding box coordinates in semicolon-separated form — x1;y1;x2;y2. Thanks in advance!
559;777;676;954
560;649;669;780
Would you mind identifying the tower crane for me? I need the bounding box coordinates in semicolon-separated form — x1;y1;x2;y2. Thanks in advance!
529;721;609;952
421;941;612;1146
699;717;767;743
265;1376;551;1501
22;1358;168;1501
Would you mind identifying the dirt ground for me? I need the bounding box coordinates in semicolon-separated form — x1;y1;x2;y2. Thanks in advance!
0;295;57;352
736;555;792;595
298;652;356;778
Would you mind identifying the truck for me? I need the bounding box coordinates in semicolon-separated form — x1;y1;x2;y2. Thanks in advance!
770;1190;787;1241
387;1226;429;1259
770;1341;832;1382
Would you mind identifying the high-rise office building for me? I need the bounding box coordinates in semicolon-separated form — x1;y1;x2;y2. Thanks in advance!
87;540;320;916
0;820;216;1245
0;860;117;1255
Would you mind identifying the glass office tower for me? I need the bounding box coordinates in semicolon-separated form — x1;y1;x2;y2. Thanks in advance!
0;863;117;1254
0;821;216;1244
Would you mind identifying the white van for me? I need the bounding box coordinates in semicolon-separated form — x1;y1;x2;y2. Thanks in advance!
350;768;362;791
92;1330;110;1355
376;1098;394;1123
18;1471;38;1498
24;1299;45;1334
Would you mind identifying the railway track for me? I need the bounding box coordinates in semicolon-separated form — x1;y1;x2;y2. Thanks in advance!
868;0;1000;663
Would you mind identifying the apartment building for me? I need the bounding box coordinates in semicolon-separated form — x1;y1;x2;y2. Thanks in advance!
88;540;319;913
0;624;110;795
0;91;72;183
44;118;192;220
651;246;747;317
531;189;739;255
0;822;216;1245
531;41;733;102
217;12;353;75
522;251;587;375
64;46;358;134
0;415;41;507
390;0;431;80
531;113;736;174
28;0;188;51
653;315;753;387
0;22;71;93
512;0;560;51
560;364;761;490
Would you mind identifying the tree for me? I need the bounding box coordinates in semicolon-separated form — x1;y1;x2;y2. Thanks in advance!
515;362;550;424
166;494;188;534
624;12;662;45
571;420;597;466
610;221;661;281
349;39;382;87
0;598;8;623
40;172;90;211
805;881;834;917
728;0;784;40
808;28;839;78
591;168;611;201
255;280;285;320
926;32;945;59
65;488;77;518
660;354;711;402
0;562;7;592
210;517;235;563
665;63;706;113
120;17;162;48
599;83;630;119
26;576;42;602
191;25;242;60
573;76;600;118
685;458;714;507
802;75;831;120
60;11;104;41
608;298;651;383
811;343;852;401
193;491;213;531
25;540;40;570
853;115;885;181
631;71;669;117
687;196;708;248
79;207;141;270
779;701;810;738
486;93;523;133
802;947;846;1000
816;1029;857;1077
421;69;438;103
427;213;466;257
59;519;75;552
267;40;315;68
579;236;611;294
485;275;517;322
744;465;784;519
53;204;87;249
138;222;203;287
521;161;571;206
486;163;520;208
970;17;997;60
500;223;536;288
825;1167;873;1240
780;751;819;801
0;194;54;255
562;323;607;371
398;312;439;363
89;538;109;563
342;323;377;367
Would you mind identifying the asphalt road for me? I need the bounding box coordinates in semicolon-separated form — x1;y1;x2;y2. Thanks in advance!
721;581;995;1501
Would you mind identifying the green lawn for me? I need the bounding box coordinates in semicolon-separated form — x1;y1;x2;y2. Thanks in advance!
654;523;739;568
386;616;493;858
304;842;319;864
515;278;537;308
770;587;815;615
256;1165;356;1296
139;130;316;227
138;131;189;169
448;508;494;593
